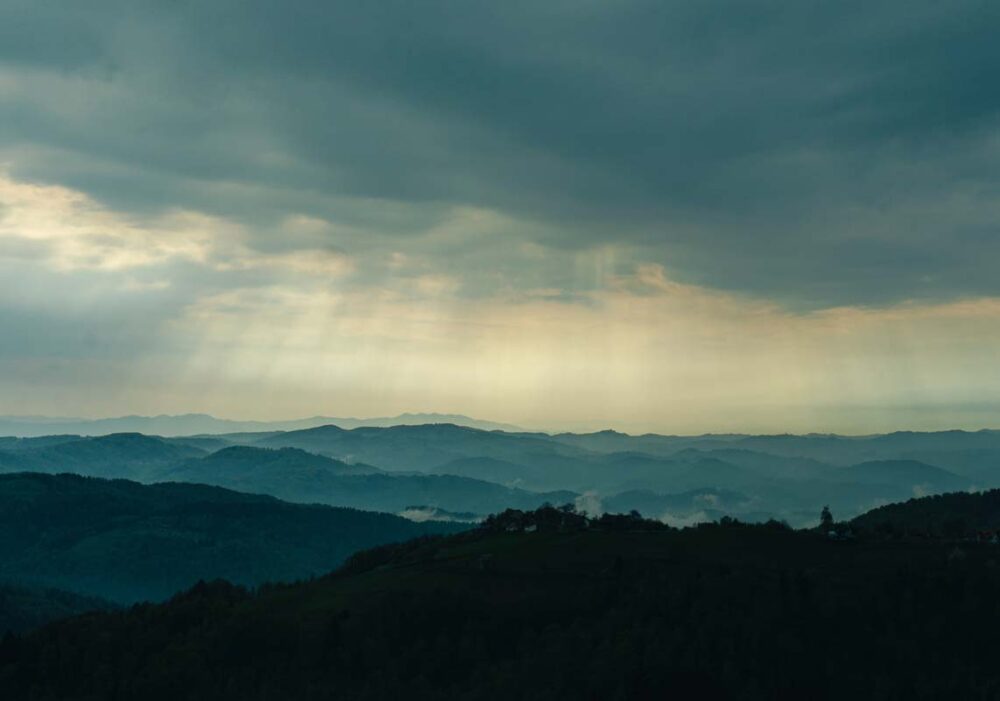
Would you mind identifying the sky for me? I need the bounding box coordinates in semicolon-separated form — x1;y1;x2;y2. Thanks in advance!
1;0;999;433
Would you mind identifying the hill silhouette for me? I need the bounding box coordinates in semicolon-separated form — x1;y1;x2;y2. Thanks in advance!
851;487;1000;536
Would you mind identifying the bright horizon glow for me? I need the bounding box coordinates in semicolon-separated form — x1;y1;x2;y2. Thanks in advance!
1;173;999;435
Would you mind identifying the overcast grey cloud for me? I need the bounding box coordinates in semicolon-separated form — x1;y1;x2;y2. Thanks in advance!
1;1;999;428
1;0;998;305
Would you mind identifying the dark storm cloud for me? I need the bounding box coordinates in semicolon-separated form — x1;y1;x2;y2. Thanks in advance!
1;0;999;306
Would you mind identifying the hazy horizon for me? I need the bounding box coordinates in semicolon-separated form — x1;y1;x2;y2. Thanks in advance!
2;407;1000;437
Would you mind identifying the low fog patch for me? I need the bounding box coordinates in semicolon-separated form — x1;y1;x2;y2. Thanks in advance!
659;510;712;528
694;492;720;508
397;506;480;524
574;491;603;516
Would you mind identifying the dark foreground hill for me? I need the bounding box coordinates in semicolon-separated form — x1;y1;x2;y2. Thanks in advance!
851;487;1000;536
4;507;1000;700
0;473;465;603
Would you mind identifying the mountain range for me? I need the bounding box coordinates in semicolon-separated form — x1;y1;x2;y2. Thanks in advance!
2;423;997;527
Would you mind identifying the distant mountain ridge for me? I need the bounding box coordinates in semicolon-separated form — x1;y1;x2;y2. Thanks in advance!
0;413;524;438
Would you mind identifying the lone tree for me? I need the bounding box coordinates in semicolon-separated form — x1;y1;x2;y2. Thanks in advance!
820;505;834;533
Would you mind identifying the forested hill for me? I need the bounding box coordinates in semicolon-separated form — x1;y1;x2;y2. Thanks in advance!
4;508;1000;700
0;473;466;603
0;433;205;481
851;487;1000;536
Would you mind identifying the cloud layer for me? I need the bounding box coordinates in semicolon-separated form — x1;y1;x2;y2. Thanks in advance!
1;1;999;427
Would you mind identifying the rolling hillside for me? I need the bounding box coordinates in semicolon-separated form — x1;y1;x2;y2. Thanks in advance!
254;423;589;474
0;434;207;481
832;459;965;490
163;446;575;515
0;473;466;603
